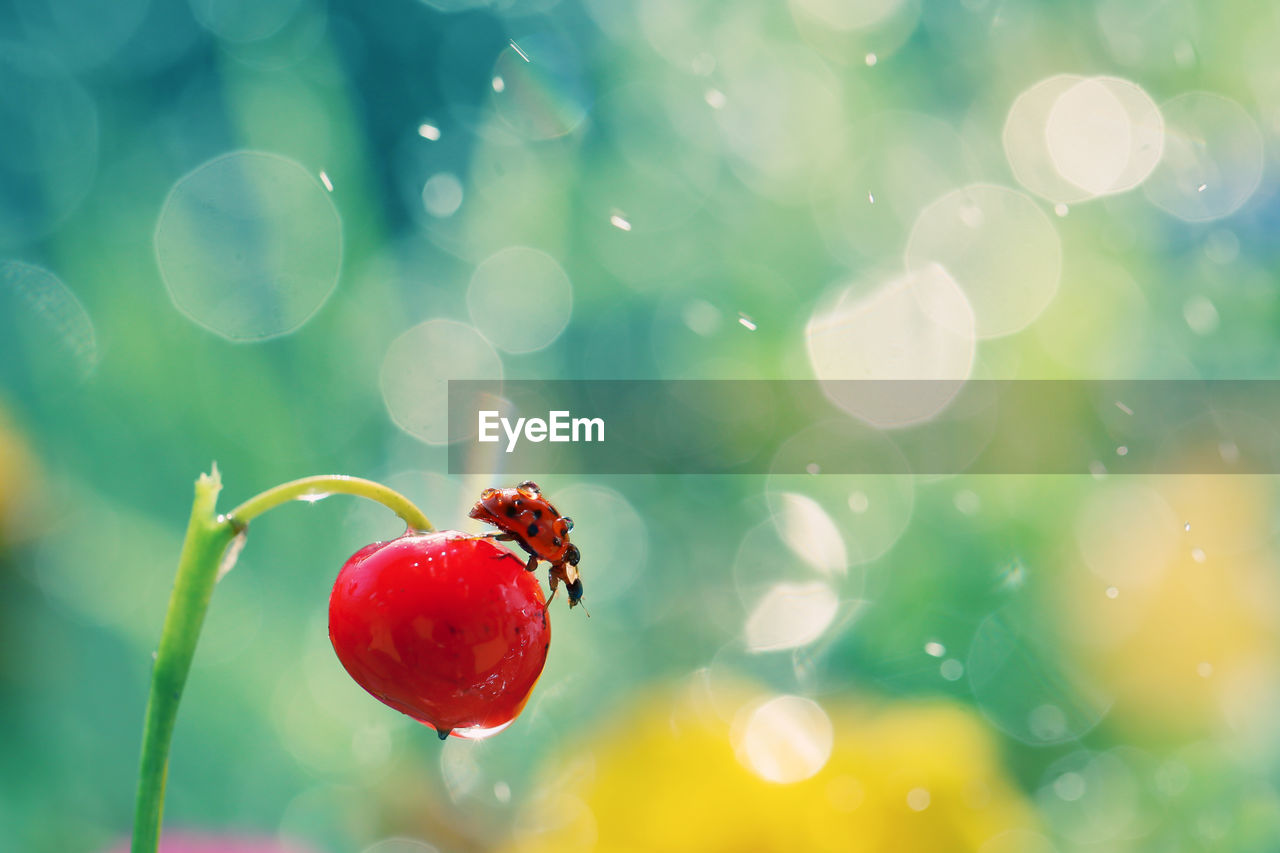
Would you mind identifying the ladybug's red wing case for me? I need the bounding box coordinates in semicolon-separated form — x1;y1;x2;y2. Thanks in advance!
468;481;574;564
469;481;586;611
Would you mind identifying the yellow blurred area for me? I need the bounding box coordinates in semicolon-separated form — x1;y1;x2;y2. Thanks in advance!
503;678;1040;853
0;402;40;545
1062;476;1280;740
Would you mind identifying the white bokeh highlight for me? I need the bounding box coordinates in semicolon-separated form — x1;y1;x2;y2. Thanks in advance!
734;695;834;784
1075;483;1180;589
189;0;306;43
154;150;342;341
745;581;840;652
773;492;848;576
789;0;909;31
379;319;503;444
467;246;573;354
1045;77;1163;196
422;173;464;218
906;184;1061;339
1004;75;1163;203
806;263;975;426
1144;91;1264;222
0;260;99;381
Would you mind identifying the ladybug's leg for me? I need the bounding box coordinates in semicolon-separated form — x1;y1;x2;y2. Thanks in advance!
471;532;519;558
525;553;539;573
471;531;519;558
544;570;560;609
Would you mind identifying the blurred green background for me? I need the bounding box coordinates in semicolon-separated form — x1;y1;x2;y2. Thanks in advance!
3;0;1280;851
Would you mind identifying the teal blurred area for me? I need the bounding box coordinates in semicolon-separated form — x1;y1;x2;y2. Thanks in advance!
2;0;1280;851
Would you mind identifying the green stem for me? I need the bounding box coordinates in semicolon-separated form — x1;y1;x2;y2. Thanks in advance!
131;468;433;853
130;469;236;853
227;474;434;532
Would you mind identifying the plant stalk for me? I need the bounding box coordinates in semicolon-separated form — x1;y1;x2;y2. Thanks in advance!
130;469;433;853
130;468;237;853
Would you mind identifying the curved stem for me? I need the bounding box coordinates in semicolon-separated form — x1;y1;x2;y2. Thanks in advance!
131;469;434;853
131;468;237;853
227;474;434;532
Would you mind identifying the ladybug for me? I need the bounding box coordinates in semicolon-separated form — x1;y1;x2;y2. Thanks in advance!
469;480;586;612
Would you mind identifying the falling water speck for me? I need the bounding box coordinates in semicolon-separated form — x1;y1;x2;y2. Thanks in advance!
705;89;727;109
319;171;333;192
1105;586;1119;599
738;313;757;331
1191;548;1206;563
996;558;1026;591
924;641;946;658
1115;400;1133;415
610;213;632;231
1116;445;1128;456
492;76;505;93
418;123;441;141
1184;521;1191;532
865;53;878;66
509;40;530;62
868;191;876;204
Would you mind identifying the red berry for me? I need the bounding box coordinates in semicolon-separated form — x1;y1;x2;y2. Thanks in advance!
328;531;550;739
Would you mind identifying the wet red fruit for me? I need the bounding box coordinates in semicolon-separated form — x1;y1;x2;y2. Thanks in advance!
328;531;550;739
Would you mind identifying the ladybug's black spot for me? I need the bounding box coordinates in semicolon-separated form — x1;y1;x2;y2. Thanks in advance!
437;728;451;741
527;523;539;538
505;504;518;518
533;508;543;520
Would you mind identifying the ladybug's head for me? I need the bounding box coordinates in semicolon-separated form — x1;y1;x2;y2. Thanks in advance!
565;544;580;566
566;577;585;610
